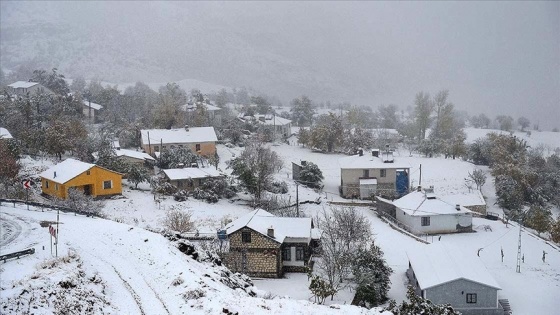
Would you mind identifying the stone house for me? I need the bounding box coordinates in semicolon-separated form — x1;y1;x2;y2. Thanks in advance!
224;209;319;278
339;150;410;199
39;158;122;199
407;243;505;315
140;126;217;157
162;167;222;191
7;81;54;97
238;114;292;140
183;102;222;127
392;187;473;235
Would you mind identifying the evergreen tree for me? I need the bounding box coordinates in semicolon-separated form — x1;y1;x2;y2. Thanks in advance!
127;164;150;189
309;113;343;152
290;95;315;126
157;146;198;169
524;205;553;235
297;127;310;147
385;286;461;315
352;244;393;308
298;162;324;189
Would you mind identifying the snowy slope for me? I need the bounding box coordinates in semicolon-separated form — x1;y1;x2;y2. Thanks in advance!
0;205;387;315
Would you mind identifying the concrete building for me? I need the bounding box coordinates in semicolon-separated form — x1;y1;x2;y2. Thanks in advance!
392;187;473;235
339;150;410;199
407;243;505;315
140;126;217;157
82;100;104;123
7;81;54;97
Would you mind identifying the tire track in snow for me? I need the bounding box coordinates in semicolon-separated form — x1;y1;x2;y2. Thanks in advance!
110;265;146;315
0;216;21;248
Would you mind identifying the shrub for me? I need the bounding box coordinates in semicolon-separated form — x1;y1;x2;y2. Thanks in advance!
268;181;288;194
163;210;194;233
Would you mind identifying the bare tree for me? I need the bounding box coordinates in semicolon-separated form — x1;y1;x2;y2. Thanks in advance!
467;169;487;191
57;188;103;216
313;206;372;300
162;210;194;233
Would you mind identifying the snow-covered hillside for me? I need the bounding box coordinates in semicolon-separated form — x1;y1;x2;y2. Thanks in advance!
0;205;386;315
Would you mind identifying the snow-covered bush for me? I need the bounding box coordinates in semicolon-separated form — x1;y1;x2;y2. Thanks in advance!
173;190;189;201
56;187;103;216
298;162;324;189
385;286;460;315
163;210;194;233
267;181;288;194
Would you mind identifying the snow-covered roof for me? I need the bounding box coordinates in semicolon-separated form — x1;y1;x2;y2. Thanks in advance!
140;127;218;146
0;127;13;139
83;100;103;110
440;191;486;207
407;243;501;290
393;190;471;216
115;149;155;161
163;167;222;180
39;158;95;184
8;81;39;89
339;154;410;170
182;103;221;111
225;209;313;243
237;114;292;126
360;178;378;185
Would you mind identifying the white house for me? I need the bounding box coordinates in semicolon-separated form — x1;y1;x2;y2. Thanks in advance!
440;191;487;215
393;187;473;235
140;126;218;157
407;243;505;315
238;114;292;139
0;127;13;140
82;100;104;123
182;103;222;126
7;81;55;97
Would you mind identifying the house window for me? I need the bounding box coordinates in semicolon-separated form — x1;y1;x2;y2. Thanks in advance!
421;217;430;226
196;144;201;151
86;170;91;175
466;293;477;304
103;180;112;189
296;246;304;261
363;169;369;178
282;247;291;261
241;231;251;243
380;169;387;177
45;181;49;189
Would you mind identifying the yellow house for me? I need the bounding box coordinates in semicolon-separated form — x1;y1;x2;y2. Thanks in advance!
39;158;122;199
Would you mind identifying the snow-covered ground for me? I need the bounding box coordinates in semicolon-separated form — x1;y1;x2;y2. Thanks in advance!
0;205;386;315
3;127;559;314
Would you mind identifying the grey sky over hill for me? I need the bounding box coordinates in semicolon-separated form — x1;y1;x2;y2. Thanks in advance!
1;1;558;129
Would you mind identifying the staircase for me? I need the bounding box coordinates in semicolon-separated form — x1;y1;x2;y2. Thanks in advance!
499;299;512;315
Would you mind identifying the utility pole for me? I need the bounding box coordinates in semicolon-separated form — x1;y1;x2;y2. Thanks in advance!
147;131;151;155
56;208;59;257
296;183;299;217
516;219;522;273
419;164;422;187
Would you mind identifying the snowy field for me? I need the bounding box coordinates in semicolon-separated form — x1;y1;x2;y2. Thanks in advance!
3;127;559;314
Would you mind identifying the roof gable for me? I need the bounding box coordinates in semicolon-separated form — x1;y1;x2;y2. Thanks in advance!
140;127;218;146
0;127;13;139
225;209;312;243
407;243;501;290
8;81;39;89
39;158;95;184
393;190;471;216
163;167;221;180
339;154;410;170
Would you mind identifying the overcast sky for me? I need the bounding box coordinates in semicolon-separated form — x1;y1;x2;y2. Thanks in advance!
2;1;559;129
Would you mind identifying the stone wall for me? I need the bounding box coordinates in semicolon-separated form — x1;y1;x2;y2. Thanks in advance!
226;227;282;278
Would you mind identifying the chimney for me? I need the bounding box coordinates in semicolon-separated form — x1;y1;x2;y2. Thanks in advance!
372;149;379;157
455;204;461;211
177;163;185;169
184;125;189;131
267;226;274;238
54;171;57;178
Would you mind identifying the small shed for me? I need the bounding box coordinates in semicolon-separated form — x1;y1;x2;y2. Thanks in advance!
162;167;222;190
359;178;377;199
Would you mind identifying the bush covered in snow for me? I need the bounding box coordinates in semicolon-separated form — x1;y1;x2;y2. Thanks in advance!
162;209;194;233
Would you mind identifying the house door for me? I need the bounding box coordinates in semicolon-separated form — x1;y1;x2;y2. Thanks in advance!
83;185;92;195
